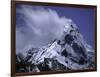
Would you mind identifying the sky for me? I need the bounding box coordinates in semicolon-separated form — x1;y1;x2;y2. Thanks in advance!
16;4;95;53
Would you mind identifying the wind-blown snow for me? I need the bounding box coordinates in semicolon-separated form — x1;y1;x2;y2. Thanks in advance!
16;5;72;53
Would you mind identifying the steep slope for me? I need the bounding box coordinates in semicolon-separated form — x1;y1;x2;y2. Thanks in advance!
16;20;95;73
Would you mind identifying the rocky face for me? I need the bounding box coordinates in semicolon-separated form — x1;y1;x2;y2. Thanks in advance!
16;20;95;73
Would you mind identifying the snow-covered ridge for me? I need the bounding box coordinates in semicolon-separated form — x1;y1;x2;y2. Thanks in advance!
16;19;95;73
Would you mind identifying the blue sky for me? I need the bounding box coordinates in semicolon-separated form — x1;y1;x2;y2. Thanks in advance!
16;4;95;52
43;5;95;47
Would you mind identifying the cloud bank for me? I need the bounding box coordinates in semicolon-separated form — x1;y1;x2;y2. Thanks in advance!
16;5;72;53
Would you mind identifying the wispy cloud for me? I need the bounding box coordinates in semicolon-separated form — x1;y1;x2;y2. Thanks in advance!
16;5;72;53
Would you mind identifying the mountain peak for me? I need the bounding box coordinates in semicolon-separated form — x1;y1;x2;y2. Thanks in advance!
16;20;95;73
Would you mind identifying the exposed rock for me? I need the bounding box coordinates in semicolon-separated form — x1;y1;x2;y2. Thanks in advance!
16;20;95;73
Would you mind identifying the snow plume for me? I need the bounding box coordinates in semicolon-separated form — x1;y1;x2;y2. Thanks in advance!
16;5;72;53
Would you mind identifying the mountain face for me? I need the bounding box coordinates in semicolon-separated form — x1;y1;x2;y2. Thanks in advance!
16;20;95;73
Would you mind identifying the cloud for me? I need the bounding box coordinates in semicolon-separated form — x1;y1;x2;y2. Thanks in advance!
16;5;72;53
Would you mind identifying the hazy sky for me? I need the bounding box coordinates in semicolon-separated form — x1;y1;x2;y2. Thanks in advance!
16;4;95;53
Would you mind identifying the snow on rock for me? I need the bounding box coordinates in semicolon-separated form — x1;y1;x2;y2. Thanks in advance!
16;19;95;73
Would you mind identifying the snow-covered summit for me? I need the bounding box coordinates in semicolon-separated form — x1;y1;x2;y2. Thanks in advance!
16;19;95;73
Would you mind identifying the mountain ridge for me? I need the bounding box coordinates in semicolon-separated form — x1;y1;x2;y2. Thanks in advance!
16;20;95;73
